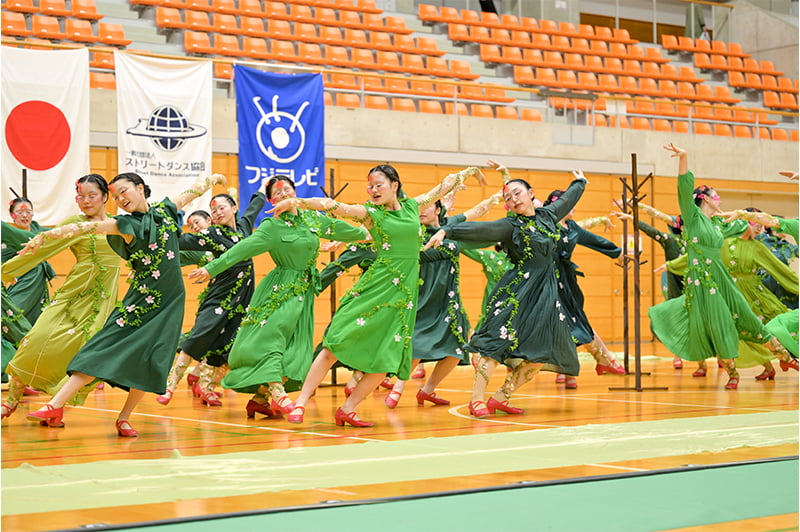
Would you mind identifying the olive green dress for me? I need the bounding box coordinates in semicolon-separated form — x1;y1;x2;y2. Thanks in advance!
322;198;421;380
204;210;367;393
2;221;55;324
66;200;185;394
2;215;121;398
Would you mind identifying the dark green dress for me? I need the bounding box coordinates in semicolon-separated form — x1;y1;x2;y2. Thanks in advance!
66;200;185;394
1;288;31;376
178;193;265;367
443;179;586;375
2;221;55;324
639;220;684;300
204;210;367;393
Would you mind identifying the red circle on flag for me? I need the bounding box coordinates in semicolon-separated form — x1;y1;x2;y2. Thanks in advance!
5;100;71;171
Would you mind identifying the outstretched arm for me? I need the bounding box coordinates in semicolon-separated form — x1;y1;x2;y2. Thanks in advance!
636;201;676;226
269;197;370;224
171;173;227;211
461;191;503;222
486;159;512;184
415;166;487;211
576;215;614;232
720;209;780;229
18;218;122;256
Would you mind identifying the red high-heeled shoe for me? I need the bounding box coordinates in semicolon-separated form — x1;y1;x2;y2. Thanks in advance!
673;358;683;369
245;399;275;419
1;402;18;419
287;405;305;423
468;401;490;418
565;376;578;389
27;404;64;427
385;389;402;409
717;359;726;368
595;360;626;375
191;383;203;398
156;390;172;405
187;374;199;387
486;397;524;415
416;389;450;406
379;377;394;390
22;386;40;396
272;396;296;414
692;367;707;377
725;377;739;390
116;419;138;437
555;374;566;384
411;366;426;379
755;368;776;381
334;407;373;427
343;384;355;397
780;358;799;372
201;391;222;407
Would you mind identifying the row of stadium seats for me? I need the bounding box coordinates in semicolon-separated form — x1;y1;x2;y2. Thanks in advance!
1;12;131;44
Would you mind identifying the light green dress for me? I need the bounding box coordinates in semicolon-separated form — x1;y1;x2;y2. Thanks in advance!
322;198;421;380
204;210;367;393
2;215;121;398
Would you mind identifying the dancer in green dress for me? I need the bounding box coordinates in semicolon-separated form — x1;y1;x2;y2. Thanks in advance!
1;288;31;382
1;175;121;420
2;198;55;324
22;172;224;436
648;144;796;390
157;189;266;407
274;165;485;427
188;177;370;420
427;169;589;418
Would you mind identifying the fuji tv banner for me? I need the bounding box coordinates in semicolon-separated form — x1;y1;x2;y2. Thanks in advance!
1;47;90;225
115;51;212;215
234;65;325;224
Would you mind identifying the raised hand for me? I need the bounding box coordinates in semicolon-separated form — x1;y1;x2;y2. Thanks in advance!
572;170;588;183
187;267;210;283
663;142;685;157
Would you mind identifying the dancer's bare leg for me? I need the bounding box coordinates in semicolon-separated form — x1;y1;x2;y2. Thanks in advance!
342;372;385;413
420;356;460;395
471;356;497;403
292;348;337;411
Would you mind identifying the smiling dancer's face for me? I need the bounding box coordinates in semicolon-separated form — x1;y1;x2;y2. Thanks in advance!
367;172;397;206
110;178;147;213
76;181;107;219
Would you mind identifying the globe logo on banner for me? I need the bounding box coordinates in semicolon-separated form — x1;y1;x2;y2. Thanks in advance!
126;104;207;152
253;95;309;164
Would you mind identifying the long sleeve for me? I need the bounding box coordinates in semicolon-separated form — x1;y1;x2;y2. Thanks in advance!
3;233;75;282
444;218;514;243
677;171;699;224
319;244;376;292
573;222;621;258
204;221;277;278
639;220;681;261
539;179;586;222
667;254;688;276
754;240;799;294
238;192;266;236
778;218;799;241
317;214;369;243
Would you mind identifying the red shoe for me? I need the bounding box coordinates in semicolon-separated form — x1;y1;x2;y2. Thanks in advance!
156;390;172;405
486;397;524;415
692;367;707;377
343;384;355;397
725;377;739;390
673;358;683;369
116;419;138;437
379;377;394;390
595;360;626;375
191;383;203;398
201;391;222;407
96;382;105;390
334;407;373;427
780;359;799;372
555;374;566;384
385;389;402;409
288;405;305;423
416;389;450;406
469;401;490;418
718;359;725;368
411;366;426;379
22;386;40;396
27;404;64;427
271;396;296;414
245;399;275;419
565;376;578;389
1;402;18;419
755;368;776;381
187;373;199;387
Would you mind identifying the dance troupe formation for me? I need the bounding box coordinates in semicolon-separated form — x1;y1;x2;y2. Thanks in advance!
1;143;797;436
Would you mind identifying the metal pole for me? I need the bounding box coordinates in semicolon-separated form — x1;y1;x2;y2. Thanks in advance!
631;154;643;390
620;181;630;372
652;0;658;45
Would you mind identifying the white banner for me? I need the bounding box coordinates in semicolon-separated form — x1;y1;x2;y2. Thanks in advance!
1;47;90;225
115;51;213;215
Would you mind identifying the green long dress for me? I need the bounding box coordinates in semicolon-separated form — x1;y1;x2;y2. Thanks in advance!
667;236;798;368
177;192;265;367
66;200;185;394
2;215;121;398
443;179;586;375
638;220;684;300
322;198;421;380
204;210;367;393
648;171;773;361
2;221;55;324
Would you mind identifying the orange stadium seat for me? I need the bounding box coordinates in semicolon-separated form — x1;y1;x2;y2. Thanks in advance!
713;123;732;136
391;98;416;112
364;95;389;110
89;71;116;90
732;125;752;138
519;108;543;121
97;22;132;46
39;0;71;18
185;10;214;32
335;93;361;108
89;49;115;69
31;15;66;40
184;30;214;54
419;100;443;114
65;18;98;43
673;121;689;134
771;128;789;141
495;106;518;120
471;104;494;118
694;122;713;135
238;0;263;16
2;12;33;37
71;0;103;20
444;102;469;116
5;0;38;14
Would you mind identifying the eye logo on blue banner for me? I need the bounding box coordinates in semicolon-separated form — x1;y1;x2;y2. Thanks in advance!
234;65;325;223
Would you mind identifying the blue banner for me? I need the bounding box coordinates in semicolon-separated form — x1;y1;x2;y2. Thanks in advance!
234;65;325;223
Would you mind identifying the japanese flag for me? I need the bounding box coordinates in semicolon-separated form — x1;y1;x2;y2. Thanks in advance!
2;47;90;225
